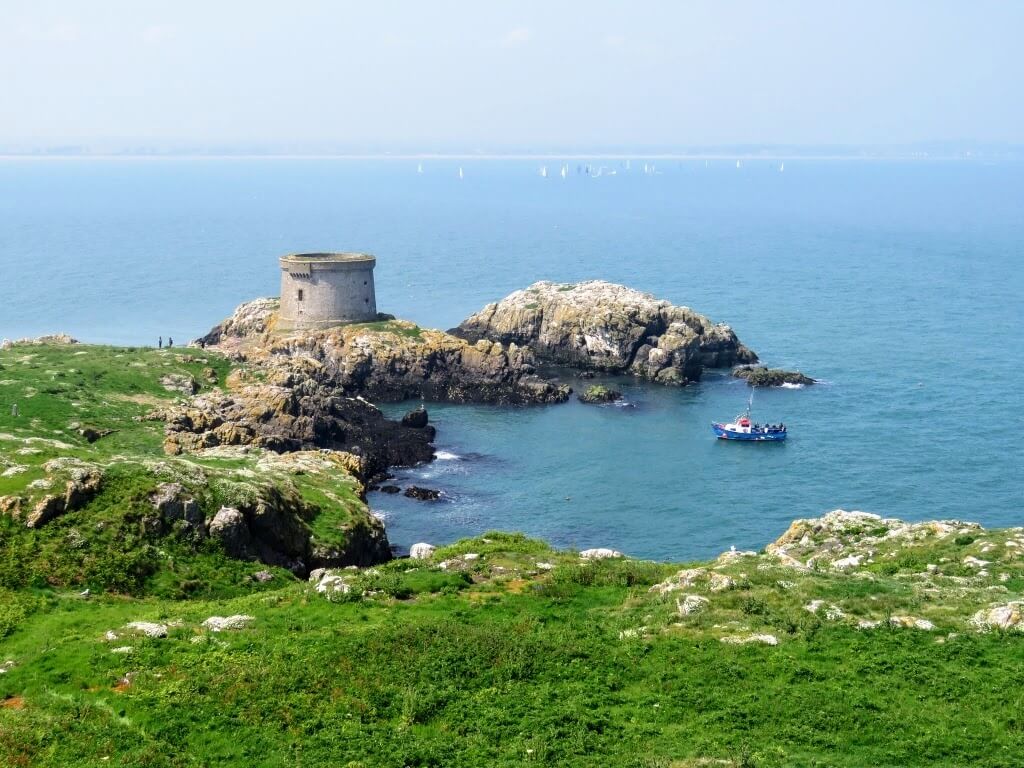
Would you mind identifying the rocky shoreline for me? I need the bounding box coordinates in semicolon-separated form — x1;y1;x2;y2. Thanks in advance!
0;280;815;576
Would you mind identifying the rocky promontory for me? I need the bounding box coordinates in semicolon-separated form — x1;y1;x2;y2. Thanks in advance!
198;299;568;405
453;281;757;385
150;367;435;480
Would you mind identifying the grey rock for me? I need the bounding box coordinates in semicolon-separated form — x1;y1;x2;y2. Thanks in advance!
455;281;757;385
208;506;255;559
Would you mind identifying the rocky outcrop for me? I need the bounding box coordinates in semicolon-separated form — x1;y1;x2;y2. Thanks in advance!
209;507;255;559
454;281;757;385
195;298;569;405
151;368;434;480
1;333;79;349
401;407;429;429
3;461;105;529
733;366;815;387
404;486;441;501
579;548;624;560
195;298;279;346
410;543;436;560
160;373;200;395
193;464;390;573
578;385;622;404
201;615;255;632
765;510;984;571
145;482;204;539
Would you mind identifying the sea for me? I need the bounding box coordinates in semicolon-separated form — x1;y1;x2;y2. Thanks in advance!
1;157;1021;560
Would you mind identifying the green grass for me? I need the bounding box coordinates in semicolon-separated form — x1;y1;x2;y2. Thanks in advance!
347;320;425;339
1;537;1022;767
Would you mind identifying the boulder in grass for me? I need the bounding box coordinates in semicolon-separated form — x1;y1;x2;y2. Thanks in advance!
410;542;436;560
580;548;623;560
202;615;255;632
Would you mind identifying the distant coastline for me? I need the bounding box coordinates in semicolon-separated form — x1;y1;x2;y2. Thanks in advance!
1;139;1020;162
0;152;1013;162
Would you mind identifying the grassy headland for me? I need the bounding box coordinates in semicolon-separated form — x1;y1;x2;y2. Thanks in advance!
0;342;1022;767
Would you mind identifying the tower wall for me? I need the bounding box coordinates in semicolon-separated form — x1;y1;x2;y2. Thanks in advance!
278;253;377;330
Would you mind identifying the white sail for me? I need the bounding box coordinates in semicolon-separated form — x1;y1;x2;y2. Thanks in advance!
736;160;742;169
417;162;423;174
458;167;464;180
779;162;785;172
560;164;567;179
540;165;548;178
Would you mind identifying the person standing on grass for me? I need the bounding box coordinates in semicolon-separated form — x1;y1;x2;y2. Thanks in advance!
168;337;173;348
158;336;163;349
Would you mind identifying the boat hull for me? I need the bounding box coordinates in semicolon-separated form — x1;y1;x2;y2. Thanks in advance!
711;423;787;441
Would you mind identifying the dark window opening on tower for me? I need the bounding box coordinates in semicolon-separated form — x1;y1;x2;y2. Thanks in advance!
365;298;370;303
363;280;367;285
297;289;304;302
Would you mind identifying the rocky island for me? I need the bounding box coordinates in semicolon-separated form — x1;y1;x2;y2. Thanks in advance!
454;280;758;384
733;365;816;387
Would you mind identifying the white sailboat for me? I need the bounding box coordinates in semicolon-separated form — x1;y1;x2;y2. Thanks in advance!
778;162;785;172
736;160;742;169
458;167;464;180
625;159;631;171
540;165;548;178
560;164;567;179
417;162;423;174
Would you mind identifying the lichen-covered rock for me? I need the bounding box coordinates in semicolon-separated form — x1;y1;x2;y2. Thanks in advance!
9;333;79;346
677;595;709;616
720;633;778;646
160;373;199;395
889;616;936;631
732;366;815;387
805;600;845;620
971;602;1024;632
410;542;436;560
765;509;984;571
125;621;168;638
208;506;255;559
201;615;255;632
196;297;280;345
650;567;707;595
312;571;352;595
454;281;757;385
22;466;103;528
147;482;203;536
580;548;624;560
152;372;435;479
578;385;622;404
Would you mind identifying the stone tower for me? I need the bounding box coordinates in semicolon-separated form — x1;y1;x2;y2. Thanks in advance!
278;252;377;330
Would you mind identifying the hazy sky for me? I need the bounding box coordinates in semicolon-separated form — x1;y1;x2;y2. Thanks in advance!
3;1;1022;148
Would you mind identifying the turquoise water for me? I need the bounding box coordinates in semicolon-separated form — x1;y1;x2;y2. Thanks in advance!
1;158;1021;558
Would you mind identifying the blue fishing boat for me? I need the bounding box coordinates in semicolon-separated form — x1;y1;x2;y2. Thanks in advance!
712;391;787;442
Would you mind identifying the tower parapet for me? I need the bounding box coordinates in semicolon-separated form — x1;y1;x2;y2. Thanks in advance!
278;252;377;330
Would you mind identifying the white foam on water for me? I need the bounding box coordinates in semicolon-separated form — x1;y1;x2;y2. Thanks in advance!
780;382;805;389
434;450;462;461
